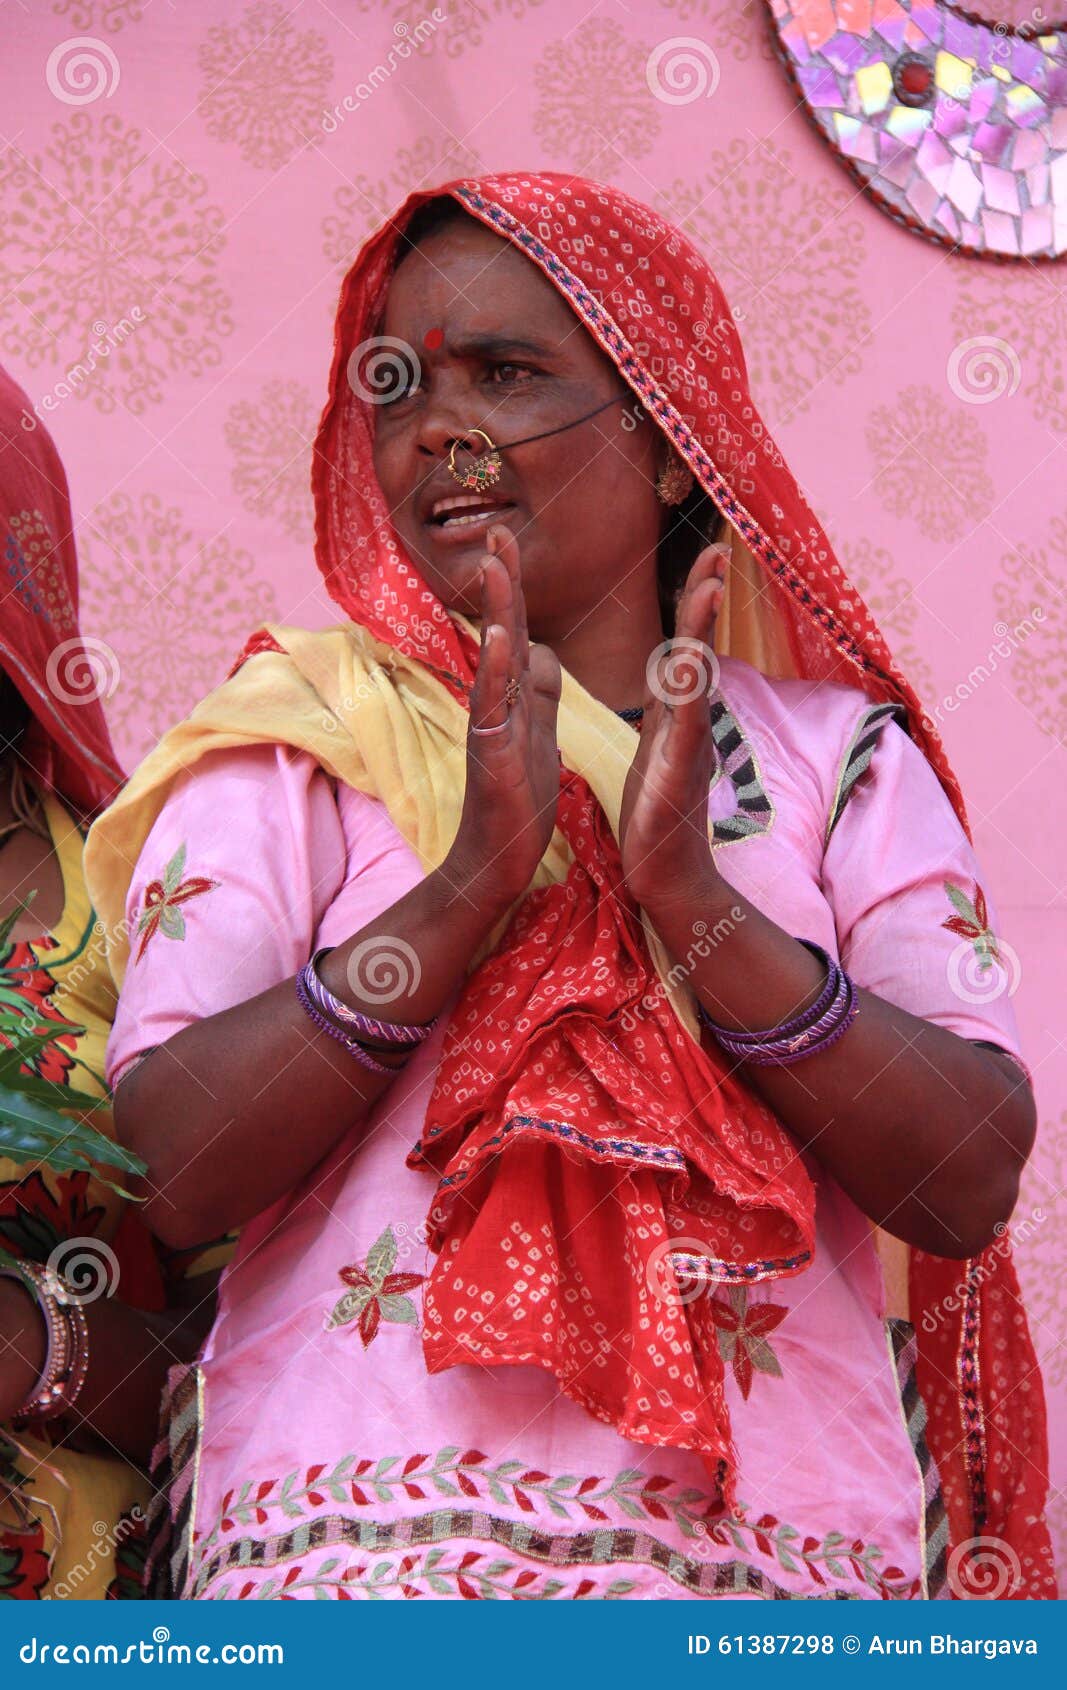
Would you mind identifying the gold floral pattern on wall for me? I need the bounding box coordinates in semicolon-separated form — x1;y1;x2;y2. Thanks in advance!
532;18;661;174
321;137;482;270
991;530;1067;746
197;0;335;172
656;0;773;63
824;535;937;712
225;380;317;545
77;493;279;752
951;269;1065;437
51;0;145;29
353;0;546;61
864;384;995;544
662;139;872;421
0;114;233;414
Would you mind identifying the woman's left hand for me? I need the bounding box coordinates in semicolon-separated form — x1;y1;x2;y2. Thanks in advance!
618;545;727;912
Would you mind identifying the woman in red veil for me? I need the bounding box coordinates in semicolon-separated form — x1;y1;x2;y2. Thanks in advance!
87;173;1053;1601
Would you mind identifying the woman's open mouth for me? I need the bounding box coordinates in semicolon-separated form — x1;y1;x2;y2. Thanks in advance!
424;494;517;543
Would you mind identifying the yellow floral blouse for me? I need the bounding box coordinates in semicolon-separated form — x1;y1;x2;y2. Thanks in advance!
1;791;150;1599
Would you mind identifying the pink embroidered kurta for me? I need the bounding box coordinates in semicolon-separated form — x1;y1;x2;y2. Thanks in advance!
107;657;1028;1602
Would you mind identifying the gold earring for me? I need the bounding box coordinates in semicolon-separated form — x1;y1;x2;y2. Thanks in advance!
656;449;694;506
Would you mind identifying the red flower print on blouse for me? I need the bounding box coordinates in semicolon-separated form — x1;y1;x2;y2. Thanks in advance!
0;1168;107;1264
709;1285;789;1401
134;843;219;962
0;1522;51;1599
0;937;77;1086
942;880;1001;972
324;1224;425;1349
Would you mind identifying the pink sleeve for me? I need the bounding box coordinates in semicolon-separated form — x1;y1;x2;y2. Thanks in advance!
106;742;349;1089
820;715;1028;1072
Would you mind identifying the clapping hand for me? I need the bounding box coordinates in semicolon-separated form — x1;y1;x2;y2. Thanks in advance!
618;545;728;912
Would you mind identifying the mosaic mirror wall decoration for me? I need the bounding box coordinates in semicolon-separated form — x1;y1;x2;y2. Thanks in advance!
766;0;1067;260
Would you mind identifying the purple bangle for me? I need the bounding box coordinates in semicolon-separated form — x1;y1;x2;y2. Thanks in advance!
707;940;841;1046
718;976;859;1066
306;947;438;1047
697;940;860;1067
295;966;403;1075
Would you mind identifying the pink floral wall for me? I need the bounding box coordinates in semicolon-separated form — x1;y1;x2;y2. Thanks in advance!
3;0;1064;1574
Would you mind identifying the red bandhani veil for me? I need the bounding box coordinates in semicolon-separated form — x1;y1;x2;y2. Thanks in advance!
239;172;1053;1598
0;362;123;819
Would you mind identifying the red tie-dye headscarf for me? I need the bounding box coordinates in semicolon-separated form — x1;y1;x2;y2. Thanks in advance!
240;171;1053;1597
0;362;123;818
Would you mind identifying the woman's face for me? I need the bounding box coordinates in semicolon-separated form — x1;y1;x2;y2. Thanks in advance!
371;214;668;639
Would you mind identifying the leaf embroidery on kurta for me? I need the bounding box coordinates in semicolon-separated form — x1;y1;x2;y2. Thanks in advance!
324;1224;424;1348
134;843;219;963
709;1285;788;1400
941;879;1001;972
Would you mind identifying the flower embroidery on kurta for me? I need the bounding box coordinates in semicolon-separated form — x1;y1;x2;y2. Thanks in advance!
710;1286;789;1400
190;1446;920;1600
134;843;219;962
324;1224;424;1348
941;880;1001;972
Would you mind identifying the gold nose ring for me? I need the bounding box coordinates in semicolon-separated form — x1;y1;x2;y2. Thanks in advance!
447;428;504;491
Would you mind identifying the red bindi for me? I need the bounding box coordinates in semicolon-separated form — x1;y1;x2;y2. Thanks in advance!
423;327;445;351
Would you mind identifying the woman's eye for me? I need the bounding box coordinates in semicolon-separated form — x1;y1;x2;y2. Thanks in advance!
489;362;535;385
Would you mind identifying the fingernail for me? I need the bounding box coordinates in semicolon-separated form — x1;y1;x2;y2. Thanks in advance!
486;529;498;554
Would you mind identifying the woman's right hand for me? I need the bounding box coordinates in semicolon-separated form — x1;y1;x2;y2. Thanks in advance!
449;523;562;904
